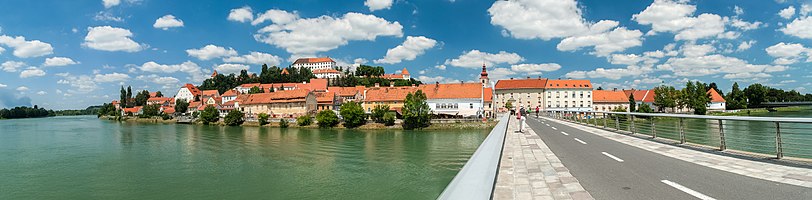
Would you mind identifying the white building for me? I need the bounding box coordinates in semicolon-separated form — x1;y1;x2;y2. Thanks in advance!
707;89;727;110
291;57;336;71
313;69;341;79
174;84;201;103
544;79;593;111
421;83;492;117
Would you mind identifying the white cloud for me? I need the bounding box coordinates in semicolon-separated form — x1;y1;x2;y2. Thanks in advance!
2;61;26;72
435;64;446;70
228;6;254;23
83;26;145;52
781;16;812;39
765;42;810;64
94;73;130;82
0;83;6;88
16;86;28;91
728;17;764;31
779;6;795;19
43;57;78;67
633;0;727;41
153;15;184;30
137;74;180;86
488;0;642;55
214;63;250;75
723;72;771;79
607;54;658;66
444;50;523;68
509;63;561;75
252;9;299;25
737;40;756;51
20;67;46;78
93;11;123;22
565;65;653;80
186;45;238;60
103;0;120;8
365;0;394;11
0;35;54;58
139;61;207;82
734;6;744;16
487;67;519;81
680;43;716;57
802;4;811;16
253;12;403;59
57;74;98;93
37;91;47;95
657;54;787;77
374;36;437;64
223;52;282;66
417;75;459;84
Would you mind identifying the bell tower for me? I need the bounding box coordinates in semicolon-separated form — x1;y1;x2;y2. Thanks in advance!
479;64;489;88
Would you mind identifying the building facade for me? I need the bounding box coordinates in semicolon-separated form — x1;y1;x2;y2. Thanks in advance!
363;86;418;113
239;89;317;118
174;84;201;103
291;57;336;71
707;89;726;110
544;79;593;111
421;83;493;117
592;90;629;112
312;69;341;79
493;78;548;112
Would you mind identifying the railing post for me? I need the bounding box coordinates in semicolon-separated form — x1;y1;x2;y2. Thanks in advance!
651;119;656;139
718;119;725;151
776;122;783;159
603;113;607;128
615;116;620;131
679;118;685;144
630;114;636;134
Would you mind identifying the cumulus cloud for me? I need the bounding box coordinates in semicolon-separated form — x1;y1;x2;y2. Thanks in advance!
223;52;282;66
565;65;653;80
417;75;459;84
2;61;26;72
781;16;812;39
16;86;28;91
228;6;254;23
137;74;180;86
153;15;184;30
365;0;394;11
20;67;46;78
43;57;78;67
102;0;120;8
252;9;299;25
186;45;238;60
737;40;756;51
633;0;727;41
83;26;145;52
253;11;402;59
489;0;642;55
680;43;716;57
94;73;130;82
779;6;795;19
444;50;523;68
0;35;54;58
139;61;207;82
657;54;787;77
509;63;562;75
374;36;437;64
765;42;810;64
0;88;32;107
57;74;98;93
214;63;250;75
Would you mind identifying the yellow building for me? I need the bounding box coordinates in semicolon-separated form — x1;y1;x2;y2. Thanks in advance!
239;89;317;118
362;86;419;114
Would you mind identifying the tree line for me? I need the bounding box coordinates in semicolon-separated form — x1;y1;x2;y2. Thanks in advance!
119;85;164;109
0;105;54;119
198;64;316;94
725;82;812;110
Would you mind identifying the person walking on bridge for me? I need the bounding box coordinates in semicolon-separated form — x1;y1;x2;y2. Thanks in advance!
535;106;539;117
517;107;526;133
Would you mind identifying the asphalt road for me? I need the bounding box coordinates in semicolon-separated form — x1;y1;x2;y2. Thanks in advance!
525;116;812;200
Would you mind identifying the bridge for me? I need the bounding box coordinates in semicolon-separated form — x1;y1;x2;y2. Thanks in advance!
760;101;812;108
439;111;812;200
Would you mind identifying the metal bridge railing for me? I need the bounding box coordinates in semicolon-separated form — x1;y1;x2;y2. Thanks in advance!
437;114;510;200
544;110;812;160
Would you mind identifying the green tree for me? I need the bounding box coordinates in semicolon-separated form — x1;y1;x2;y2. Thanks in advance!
637;104;653;113
340;102;366;128
383;112;396;126
119;86;127;108
141;104;160;118
505;101;513;110
200;105;219;125
628;93;636;112
134;90;150;106
316;110;339;128
296;115;312;126
683;81;710;115
224;110;245;126
175;99;189;114
402;90;431;130
279;118;289;128
154;91;163;97
726;82;747;110
126;86;133;108
249;86;263;94
258;113;270;126
744;83;768;108
653;86;677;112
371;104;389;123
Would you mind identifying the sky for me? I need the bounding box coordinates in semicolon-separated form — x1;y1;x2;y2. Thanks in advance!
0;0;811;109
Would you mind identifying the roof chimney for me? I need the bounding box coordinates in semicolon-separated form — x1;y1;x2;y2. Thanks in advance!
389;82;394;87
375;83;380;87
411;84;416;87
613;88;618;91
510;77;514;80
538;76;541;79
526;76;530;79
435;81;439;86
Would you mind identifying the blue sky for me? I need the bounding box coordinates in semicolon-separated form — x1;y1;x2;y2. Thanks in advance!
1;0;811;109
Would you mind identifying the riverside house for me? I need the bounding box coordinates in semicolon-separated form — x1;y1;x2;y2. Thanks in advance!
707;89;727;110
363;84;418;114
239;89;317;118
420;82;493;118
174;84;201;103
592;89;630;112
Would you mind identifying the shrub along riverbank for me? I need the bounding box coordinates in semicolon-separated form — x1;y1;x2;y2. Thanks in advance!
709;106;809;116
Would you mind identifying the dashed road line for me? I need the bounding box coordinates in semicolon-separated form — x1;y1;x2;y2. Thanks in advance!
551;127;558;130
574;138;587;145
601;152;624;162
561;131;569;136
660;180;716;200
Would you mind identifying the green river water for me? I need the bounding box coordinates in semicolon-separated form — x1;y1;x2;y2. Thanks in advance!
0;116;489;200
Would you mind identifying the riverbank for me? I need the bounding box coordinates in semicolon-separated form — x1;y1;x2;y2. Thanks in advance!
709;106;809;116
101;116;497;130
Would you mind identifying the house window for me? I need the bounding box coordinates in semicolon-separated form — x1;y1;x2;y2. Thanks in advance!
469;103;473;109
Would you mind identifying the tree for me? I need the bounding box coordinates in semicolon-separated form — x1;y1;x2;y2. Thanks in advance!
744;83;768;108
596;86;604;90
402;90;431;130
296;115;312;126
154;91;163;97
316;110;339;128
383;112;396;126
141;104;160;118
126;86;133;108
200;105;219;125
175;99;189;114
135;90;150;106
628;93;636;112
709;82;722;96
258;113;269;126
726;82;747;110
505;101;513;110
279;118;289;128
683;81;710;115
653;86;677;112
638;104;653;113
224;110;245;126
340;101;366;128
249;86;263;94
371;104;389;123
120;86;127;108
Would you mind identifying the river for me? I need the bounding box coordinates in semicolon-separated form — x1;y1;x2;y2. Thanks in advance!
0;116;489;199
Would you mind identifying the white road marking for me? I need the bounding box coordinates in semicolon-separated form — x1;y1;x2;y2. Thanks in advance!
545;124;550;127
574;138;587;144
561;131;569;136
551;127;558;130
601;152;624;162
660;180;716;200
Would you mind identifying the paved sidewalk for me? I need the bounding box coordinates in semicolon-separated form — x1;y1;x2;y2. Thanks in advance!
494;118;593;200
547;117;812;188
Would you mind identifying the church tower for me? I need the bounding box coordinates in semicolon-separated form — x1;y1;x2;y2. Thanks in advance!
479;64;489;88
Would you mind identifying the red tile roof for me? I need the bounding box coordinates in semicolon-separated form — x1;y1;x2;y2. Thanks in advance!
708;89;726;103
292;57;335;64
401;68;409;75
593;90;628;103
419;83;489;99
624;89;654;103
281;68;289;75
241;89;312;105
147;97;172;102
545;79;592;89
364;87;419;102
123;106;142;114
182;84;201;96
328;86;366;97
162;107;175;114
315;91;335;104
494;78;548;89
201;90;220;97
312;69;341;74
222;89;240;97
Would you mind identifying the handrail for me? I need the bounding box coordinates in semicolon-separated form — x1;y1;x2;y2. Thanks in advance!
573;110;812;123
437;114;509;200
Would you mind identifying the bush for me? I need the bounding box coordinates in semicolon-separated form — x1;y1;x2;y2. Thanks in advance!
340;102;366;128
279;118;289;128
402;90;431;130
297;115;312;126
224;110;244;126
140;104;160;118
258;113;270;126
316;110;340;128
371;104;389;123
383;112;396;126
200;105;219;125
175;99;189;114
161;114;171;120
